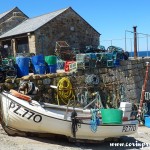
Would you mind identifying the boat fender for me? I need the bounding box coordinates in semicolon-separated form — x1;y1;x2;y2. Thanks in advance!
10;89;32;102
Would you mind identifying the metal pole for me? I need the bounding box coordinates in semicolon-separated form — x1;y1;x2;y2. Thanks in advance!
125;30;127;51
137;34;139;57
133;26;138;58
99;34;101;46
147;35;149;57
130;38;133;57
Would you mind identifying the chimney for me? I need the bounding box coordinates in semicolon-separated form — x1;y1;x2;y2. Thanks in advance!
133;26;138;58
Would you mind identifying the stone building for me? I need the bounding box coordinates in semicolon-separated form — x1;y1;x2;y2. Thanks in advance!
0;7;28;36
0;7;100;56
0;7;28;56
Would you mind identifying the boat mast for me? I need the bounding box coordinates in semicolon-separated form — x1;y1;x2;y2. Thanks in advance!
137;62;149;119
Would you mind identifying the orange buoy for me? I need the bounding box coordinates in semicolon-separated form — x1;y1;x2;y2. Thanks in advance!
10;89;32;102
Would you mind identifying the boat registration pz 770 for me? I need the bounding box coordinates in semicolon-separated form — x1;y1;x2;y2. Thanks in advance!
122;125;136;132
9;100;42;123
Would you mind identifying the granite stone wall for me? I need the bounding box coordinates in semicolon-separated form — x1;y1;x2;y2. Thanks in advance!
1;58;150;108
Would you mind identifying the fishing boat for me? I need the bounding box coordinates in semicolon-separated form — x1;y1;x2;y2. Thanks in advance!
0;90;138;142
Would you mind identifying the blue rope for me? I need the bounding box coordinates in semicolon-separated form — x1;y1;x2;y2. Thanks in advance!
90;109;100;133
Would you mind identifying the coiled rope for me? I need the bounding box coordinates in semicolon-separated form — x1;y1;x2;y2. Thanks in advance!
57;77;75;105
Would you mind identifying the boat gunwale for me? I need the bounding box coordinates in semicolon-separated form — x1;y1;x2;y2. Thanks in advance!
0;91;138;127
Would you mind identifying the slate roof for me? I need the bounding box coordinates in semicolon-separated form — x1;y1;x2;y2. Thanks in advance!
0;7;69;39
0;7;15;19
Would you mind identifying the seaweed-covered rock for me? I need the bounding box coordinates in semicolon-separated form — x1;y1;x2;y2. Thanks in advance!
5;78;13;83
15;78;21;84
46;73;57;78
39;74;47;79
22;75;33;81
32;75;41;80
4;83;15;90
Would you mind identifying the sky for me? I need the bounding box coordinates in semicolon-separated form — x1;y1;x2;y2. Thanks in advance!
1;0;150;51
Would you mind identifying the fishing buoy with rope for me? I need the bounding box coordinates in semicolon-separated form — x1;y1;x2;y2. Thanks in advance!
10;89;32;102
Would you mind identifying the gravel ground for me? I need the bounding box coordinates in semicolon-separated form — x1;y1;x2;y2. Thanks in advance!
0;124;150;150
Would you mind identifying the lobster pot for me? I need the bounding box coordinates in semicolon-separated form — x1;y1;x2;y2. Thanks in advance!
33;63;46;74
96;53;102;61
16;57;29;77
85;53;91;61
31;54;45;65
6;68;17;78
76;54;86;62
45;55;57;65
100;53;113;61
2;59;9;65
113;59;120;67
57;60;64;70
77;61;85;69
106;53;113;60
113;51;124;60
107;60;114;67
47;64;57;73
90;53;97;60
8;56;15;61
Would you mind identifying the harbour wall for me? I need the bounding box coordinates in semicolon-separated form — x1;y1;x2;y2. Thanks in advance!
1;57;150;108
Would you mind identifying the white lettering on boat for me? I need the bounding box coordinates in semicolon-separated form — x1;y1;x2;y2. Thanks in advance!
9;101;42;123
122;125;136;132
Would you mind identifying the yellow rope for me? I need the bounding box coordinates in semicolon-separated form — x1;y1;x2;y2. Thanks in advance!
57;77;75;105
